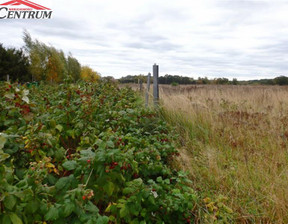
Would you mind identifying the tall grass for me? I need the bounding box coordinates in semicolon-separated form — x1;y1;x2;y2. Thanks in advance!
159;85;288;223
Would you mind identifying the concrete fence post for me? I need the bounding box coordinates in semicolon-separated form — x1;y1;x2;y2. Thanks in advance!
145;73;151;107
139;79;143;92
7;74;9;82
153;64;159;106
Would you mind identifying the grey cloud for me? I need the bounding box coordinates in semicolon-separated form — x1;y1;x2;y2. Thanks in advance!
208;1;272;30
259;41;288;54
125;40;180;51
1;1;288;80
135;33;167;43
216;1;271;11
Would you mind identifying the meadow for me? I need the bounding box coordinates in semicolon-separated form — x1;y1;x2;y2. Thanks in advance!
159;84;288;223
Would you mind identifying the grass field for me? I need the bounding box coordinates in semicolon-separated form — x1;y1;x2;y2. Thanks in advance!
158;84;288;223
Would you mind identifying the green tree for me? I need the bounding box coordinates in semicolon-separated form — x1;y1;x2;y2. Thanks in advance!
197;77;210;84
23;31;68;83
215;77;229;85
23;31;48;81
0;44;31;82
232;78;238;85
67;53;81;82
274;76;288;85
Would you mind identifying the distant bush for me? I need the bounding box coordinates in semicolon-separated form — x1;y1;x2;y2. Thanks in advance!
274;76;288;85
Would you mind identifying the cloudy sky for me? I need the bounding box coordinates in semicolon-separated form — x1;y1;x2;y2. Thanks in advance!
1;0;288;80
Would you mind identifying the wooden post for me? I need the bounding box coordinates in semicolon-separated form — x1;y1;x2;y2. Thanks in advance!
7;75;9;82
139;79;143;92
145;73;151;107
153;64;159;106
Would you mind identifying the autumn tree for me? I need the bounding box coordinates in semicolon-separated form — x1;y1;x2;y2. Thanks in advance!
23;31;83;83
45;47;67;83
81;66;100;82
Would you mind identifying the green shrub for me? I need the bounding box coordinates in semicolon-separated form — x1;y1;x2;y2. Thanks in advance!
0;81;199;223
171;82;179;86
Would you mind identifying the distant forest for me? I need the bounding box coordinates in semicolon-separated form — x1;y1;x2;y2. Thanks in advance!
118;74;288;85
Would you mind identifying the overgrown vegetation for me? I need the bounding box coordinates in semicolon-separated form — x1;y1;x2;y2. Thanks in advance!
160;84;288;223
0;80;216;223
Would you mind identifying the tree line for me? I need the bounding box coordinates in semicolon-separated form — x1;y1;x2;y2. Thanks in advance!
118;75;238;85
118;74;288;85
0;31;100;83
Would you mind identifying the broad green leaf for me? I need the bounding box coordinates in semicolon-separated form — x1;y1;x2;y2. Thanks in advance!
133;178;143;187
25;200;39;214
106;140;114;148
76;122;84;129
55;176;70;190
45;206;59;221
131;218;140;224
9;213;23;224
50;120;56;128
55;124;63;132
120;205;129;218
187;202;193;210
2;214;12;224
62;161;77;170
4;195;17;210
0;135;7;150
66;130;75;139
85;201;99;213
86;219;96;224
63;203;75;217
0;151;10;162
164;179;170;184
129;202;141;216
140;209;147;217
80;149;95;158
156;176;163;183
96;216;109;224
14;188;33;201
40;201;49;214
148;196;155;205
123;187;134;195
104;181;114;196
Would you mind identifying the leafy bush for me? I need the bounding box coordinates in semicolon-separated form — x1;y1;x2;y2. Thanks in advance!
0;81;199;223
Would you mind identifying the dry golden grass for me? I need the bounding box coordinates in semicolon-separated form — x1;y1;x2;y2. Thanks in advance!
159;84;288;223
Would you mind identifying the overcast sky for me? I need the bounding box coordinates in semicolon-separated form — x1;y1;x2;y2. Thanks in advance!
1;0;288;80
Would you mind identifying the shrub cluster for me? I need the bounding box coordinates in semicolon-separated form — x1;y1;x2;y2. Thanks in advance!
0;81;198;223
